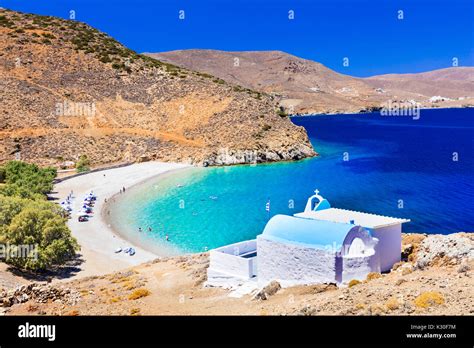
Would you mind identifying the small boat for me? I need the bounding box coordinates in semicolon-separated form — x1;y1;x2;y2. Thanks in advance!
115;247;122;253
123;247;131;254
176;184;184;188
129;248;136;256
209;196;218;200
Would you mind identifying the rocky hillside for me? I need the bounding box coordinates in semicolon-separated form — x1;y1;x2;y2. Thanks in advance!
0;9;315;167
1;232;472;315
149;49;474;114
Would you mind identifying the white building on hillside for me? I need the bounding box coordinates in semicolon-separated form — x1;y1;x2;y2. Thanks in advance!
206;190;410;289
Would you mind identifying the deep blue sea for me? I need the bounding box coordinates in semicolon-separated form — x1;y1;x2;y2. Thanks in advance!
110;108;474;255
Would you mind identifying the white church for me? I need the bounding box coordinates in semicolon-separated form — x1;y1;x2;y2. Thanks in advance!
207;190;410;288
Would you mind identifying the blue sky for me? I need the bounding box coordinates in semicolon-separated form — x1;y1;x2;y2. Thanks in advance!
2;0;473;77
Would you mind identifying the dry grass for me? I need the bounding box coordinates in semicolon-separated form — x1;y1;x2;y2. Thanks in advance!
26;304;38;312
366;272;382;281
414;292;445;309
369;303;386;315
122;280;139;291
110;276;131;284
79;289;90;296
348;279;361;288
385;297;400;311
128;288;150;300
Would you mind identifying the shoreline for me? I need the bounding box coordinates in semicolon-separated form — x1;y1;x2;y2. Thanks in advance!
289;105;474;117
52;161;192;280
102;166;194;257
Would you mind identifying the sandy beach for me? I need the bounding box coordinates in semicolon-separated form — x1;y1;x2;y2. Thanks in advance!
53;161;192;280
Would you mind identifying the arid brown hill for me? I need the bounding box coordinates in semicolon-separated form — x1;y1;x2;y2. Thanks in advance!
148;49;474;114
0;9;315;167
365;67;474;100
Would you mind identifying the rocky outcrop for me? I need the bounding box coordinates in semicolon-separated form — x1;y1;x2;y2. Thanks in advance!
1;283;81;307
415;233;474;269
253;280;281;300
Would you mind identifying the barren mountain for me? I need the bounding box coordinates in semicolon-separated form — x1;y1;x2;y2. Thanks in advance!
149;50;474;114
365;67;474;99
0;9;315;167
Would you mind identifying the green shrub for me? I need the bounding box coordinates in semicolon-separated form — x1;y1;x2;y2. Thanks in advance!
213;78;225;84
1;202;79;271
75;155;90;172
0;161;56;199
41;32;55;39
277;109;288;117
0;166;5;183
99;55;112;63
0;160;79;272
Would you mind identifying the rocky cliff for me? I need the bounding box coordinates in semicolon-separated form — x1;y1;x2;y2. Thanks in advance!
0;9;315;167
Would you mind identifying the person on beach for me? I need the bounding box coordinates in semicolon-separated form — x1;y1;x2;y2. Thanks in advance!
148;227;152;232
138;227;142;233
123;186;126;192
104;198;107;203
165;234;169;241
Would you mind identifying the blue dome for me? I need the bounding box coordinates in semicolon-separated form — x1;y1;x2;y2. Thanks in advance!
260;214;356;248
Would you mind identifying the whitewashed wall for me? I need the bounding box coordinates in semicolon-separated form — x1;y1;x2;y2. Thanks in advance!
207;240;257;281
341;254;380;283
370;224;401;272
213;239;256;256
257;236;337;287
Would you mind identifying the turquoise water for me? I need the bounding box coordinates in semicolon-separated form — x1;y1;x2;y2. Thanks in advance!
110;108;474;255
